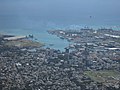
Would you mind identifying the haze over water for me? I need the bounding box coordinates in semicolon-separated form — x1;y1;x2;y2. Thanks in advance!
0;0;120;29
0;0;120;50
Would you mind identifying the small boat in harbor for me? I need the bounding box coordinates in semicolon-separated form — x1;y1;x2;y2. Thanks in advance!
49;43;54;46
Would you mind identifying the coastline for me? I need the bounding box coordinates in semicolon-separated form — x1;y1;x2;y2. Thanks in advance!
0;33;45;49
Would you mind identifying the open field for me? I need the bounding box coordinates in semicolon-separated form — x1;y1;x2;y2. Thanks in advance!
4;40;45;48
84;70;120;83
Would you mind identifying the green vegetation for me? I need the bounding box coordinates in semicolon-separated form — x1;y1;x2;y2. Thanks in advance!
5;40;45;48
114;39;120;43
84;70;120;83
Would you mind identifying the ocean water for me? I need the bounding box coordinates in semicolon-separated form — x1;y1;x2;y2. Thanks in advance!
0;14;120;51
0;24;120;51
0;0;120;51
0;27;71;51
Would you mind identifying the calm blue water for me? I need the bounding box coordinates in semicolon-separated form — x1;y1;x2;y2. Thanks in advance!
0;28;71;51
0;24;120;51
0;0;120;51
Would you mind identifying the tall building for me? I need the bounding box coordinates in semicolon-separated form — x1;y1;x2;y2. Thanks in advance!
82;43;89;67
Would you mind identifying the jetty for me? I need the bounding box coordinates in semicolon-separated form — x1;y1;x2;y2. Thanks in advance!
4;36;27;41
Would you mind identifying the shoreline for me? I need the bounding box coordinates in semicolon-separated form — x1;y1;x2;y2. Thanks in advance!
0;33;45;49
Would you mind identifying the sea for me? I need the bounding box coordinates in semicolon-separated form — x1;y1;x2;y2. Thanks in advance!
0;0;120;51
0;23;120;51
0;25;72;51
